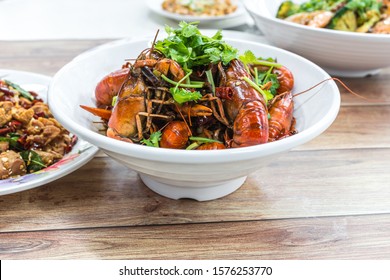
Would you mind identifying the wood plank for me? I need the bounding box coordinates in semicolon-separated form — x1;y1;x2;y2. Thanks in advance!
1;148;390;232
337;67;390;106
1;214;390;259
0;40;109;76
296;105;390;150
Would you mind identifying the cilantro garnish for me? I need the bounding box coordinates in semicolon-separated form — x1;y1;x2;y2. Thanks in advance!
258;68;280;96
155;21;238;69
169;87;202;104
239;50;281;100
141;131;162;147
239;50;282;68
162;69;203;104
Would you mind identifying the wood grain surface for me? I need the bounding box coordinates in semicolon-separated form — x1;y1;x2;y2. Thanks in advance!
1;40;390;259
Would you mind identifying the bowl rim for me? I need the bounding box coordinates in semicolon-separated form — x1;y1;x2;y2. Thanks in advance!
49;37;340;164
243;0;390;41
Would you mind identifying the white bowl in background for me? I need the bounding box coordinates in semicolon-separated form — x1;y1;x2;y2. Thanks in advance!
243;0;390;77
48;36;340;201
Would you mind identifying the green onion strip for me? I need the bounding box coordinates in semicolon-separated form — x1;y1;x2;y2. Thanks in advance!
189;136;222;144
242;76;269;103
254;67;259;85
252;60;282;68
174;70;193;92
186;142;200;150
205;69;215;96
186;136;222;150
161;74;204;88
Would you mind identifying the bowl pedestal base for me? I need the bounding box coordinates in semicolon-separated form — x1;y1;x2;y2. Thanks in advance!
139;173;247;201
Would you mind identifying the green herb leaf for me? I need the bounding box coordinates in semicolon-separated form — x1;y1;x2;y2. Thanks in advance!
155;22;238;69
239;50;282;98
169;87;202;104
239;50;282;68
242;76;270;103
0;134;23;150
239;50;258;65
20;150;46;173
257;70;280;96
140;131;162;147
161;74;204;88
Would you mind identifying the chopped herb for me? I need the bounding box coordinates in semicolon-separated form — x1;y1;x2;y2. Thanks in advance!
257;69;280;96
186;142;200;150
161;74;204;88
238;50;281;97
155;21;238;69
186;136;222;150
189;136;222;144
111;96;118;106
20;150;46;173
0;135;23;150
205;69;215;95
169;87;202;104
242;76;272;103
140;131;162;147
239;50;282;68
164;69;203;104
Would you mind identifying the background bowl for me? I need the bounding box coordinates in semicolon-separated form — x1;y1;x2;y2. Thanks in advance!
243;0;390;77
48;37;340;201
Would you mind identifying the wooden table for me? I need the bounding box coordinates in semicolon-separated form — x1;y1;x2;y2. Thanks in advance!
1;40;390;260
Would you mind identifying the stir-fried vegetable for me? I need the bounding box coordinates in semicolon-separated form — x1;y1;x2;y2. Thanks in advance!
277;0;389;33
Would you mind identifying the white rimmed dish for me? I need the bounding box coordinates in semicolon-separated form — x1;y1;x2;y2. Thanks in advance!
243;0;390;77
0;69;98;196
147;0;248;28
48;34;340;201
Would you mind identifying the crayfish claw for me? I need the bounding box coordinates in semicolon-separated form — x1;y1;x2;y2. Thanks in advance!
107;128;133;143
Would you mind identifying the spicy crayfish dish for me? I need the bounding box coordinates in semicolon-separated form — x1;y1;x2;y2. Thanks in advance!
81;22;297;150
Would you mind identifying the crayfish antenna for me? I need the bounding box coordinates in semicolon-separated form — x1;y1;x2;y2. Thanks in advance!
293;77;385;102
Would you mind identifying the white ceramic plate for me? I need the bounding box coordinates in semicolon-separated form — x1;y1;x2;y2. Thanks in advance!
147;0;248;28
0;69;99;196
